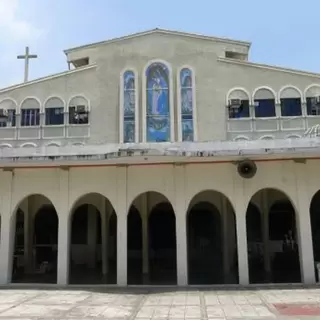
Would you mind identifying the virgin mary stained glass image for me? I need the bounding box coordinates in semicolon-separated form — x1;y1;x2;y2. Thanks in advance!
180;68;194;141
123;70;135;143
124;71;135;117
146;63;170;142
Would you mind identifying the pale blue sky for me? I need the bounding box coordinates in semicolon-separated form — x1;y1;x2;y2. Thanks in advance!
0;0;319;88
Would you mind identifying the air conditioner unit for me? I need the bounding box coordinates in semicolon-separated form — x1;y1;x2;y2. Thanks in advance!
75;105;88;114
228;99;241;109
0;109;8;123
311;96;320;115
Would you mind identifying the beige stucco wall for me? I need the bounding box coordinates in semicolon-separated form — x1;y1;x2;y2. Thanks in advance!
1;32;320;146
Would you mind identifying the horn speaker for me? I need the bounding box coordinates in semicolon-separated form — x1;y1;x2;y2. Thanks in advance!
237;159;257;179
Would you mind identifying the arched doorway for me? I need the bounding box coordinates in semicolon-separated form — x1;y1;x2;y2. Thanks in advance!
69;193;117;284
12;194;58;283
246;188;301;284
187;191;238;284
127;191;176;285
310;190;320;281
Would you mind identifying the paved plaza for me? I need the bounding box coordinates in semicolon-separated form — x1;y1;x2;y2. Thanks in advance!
1;287;320;319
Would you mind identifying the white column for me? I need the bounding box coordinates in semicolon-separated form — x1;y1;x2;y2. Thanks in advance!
57;168;71;285
116;166;127;286
87;205;97;269
261;191;271;280
0;170;15;284
141;194;149;276
174;164;188;286
101;199;109;276
233;178;249;286
295;166;316;284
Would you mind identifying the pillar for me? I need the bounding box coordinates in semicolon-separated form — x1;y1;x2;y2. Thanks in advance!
116;166;127;286
261;190;271;280
57;168;71;285
233;179;249;286
141;194;149;279
221;196;230;282
87;205;97;269
0;170;15;284
295;165;316;284
101;199;109;276
174;164;188;286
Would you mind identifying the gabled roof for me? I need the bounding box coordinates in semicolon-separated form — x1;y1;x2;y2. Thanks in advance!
64;28;251;54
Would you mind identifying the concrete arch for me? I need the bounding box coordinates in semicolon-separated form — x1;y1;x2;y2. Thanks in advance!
187;189;235;216
226;87;251;105
0;98;18;111
19;96;41;111
304;84;320;99
67;95;90;111
259;135;275;140
45;141;61;147
44;96;66;112
234;135;250;141
279;85;303;101
11;193;58;219
0;143;12;148
252;86;277;102
286;134;301;139
69;192;117;220
247;187;298;213
128;191;175;215
20;142;37;148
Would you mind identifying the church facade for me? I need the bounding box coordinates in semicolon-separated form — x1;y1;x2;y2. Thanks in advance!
0;29;320;286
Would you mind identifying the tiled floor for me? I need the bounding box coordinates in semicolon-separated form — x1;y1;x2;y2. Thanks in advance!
1;287;320;319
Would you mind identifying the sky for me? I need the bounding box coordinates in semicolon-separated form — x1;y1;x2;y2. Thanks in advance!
0;0;320;88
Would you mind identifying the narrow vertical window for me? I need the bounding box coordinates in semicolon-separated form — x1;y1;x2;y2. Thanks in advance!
123;70;136;143
180;68;194;141
146;62;170;142
20;98;40;127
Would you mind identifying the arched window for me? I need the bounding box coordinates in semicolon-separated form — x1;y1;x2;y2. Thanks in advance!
145;62;171;142
253;87;276;118
20;98;40;127
227;88;250;119
122;70;136;143
0;99;17;128
279;86;302;117
305;85;320;116
44;97;64;125
68;96;89;125
179;68;194;141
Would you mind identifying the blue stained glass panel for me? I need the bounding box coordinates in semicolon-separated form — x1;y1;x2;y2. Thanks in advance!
146;63;170;142
124;121;135;143
182;119;194;141
123;70;135;143
180;68;194;141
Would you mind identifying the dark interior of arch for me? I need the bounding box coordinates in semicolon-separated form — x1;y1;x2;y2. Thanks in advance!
127;206;142;284
310;190;320;281
148;202;177;284
69;204;117;284
188;202;221;284
12;204;58;284
246;192;301;284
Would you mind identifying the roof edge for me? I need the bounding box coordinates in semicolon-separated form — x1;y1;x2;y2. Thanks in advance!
64;28;251;55
0;64;97;94
218;57;320;78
